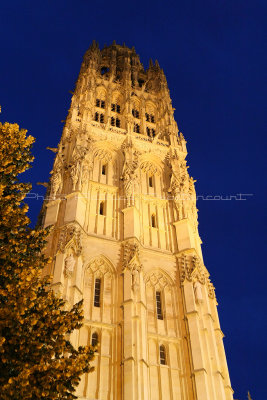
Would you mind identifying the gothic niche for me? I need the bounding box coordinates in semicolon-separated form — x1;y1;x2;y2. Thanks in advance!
145;270;176;334
121;139;140;207
83;257;114;323
64;252;76;279
178;253;216;300
123;240;142;293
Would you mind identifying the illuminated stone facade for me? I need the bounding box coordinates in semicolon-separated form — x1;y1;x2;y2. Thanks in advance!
42;41;234;400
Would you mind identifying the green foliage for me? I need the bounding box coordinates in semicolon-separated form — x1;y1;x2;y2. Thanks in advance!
0;122;95;399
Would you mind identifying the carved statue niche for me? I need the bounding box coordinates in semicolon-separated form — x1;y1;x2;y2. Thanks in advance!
70;160;81;191
168;152;184;220
64;252;76;278
50;160;64;200
70;141;90;192
123;241;143;293
193;280;203;303
81;159;92;192
57;223;82;257
121;139;140;207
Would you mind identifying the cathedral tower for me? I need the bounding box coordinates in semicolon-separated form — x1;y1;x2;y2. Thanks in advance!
41;41;234;400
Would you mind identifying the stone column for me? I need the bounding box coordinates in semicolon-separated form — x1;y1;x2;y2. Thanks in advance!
183;280;211;400
122;239;149;400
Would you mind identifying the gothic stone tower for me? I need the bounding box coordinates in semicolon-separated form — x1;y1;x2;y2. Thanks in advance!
42;41;234;400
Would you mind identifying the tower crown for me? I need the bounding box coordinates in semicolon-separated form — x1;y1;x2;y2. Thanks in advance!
67;41;185;149
83;41;167;92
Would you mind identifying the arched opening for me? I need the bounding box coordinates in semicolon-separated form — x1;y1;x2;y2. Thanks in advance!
91;332;99;347
156;291;163;319
99;201;105;216
133;123;140;133
101;66;109;75
151;213;157;228
102;164;107;175
94;278;101;307
159;345;167;365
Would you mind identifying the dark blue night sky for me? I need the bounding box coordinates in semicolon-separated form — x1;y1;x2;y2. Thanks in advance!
0;1;266;399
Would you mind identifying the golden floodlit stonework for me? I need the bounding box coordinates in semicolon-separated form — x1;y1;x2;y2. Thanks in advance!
41;41;234;400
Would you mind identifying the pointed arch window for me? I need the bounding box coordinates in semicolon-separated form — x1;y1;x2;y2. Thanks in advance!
145;113;155;123
110;117;120;127
102;164;107;175
91;332;99;347
132;109;140;119
133;123;140;133
149;176;153;188
99;201;105;216
95;112;104;123
159;345;167;365
94;278;101;307
151;213;157;228
96;99;105;109
146;127;156;138
101;66;109;75
111;103;120;113
156;291;163;319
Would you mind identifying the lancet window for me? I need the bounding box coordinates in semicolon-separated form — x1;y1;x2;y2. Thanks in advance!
151;214;157;228
159;345;167;365
91;332;99;347
111;117;120;128
96;99;105;109
99;201;105;215
146;127;156;138
145;113;155;123
94;278;101;307
156;291;163;319
102;164;107;175
111;103;120;113
133;123;140;133
132;108;140;119
95;112;104;123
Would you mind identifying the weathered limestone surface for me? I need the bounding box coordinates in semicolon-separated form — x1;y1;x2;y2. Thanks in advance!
41;41;234;400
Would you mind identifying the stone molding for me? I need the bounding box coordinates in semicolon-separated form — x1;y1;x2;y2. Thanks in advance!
176;251;216;299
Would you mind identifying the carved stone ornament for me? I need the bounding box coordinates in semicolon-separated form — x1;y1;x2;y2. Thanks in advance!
84;257;113;287
177;253;216;299
57;223;82;256
144;270;171;290
94;148;113;162
140;161;160;176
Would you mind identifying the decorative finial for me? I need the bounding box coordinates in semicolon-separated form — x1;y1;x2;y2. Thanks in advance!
149;59;153;68
90;40;98;50
248;391;253;400
112;40;116;45
155;59;160;69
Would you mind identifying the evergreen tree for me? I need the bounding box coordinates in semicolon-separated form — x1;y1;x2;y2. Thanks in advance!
0;122;95;399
